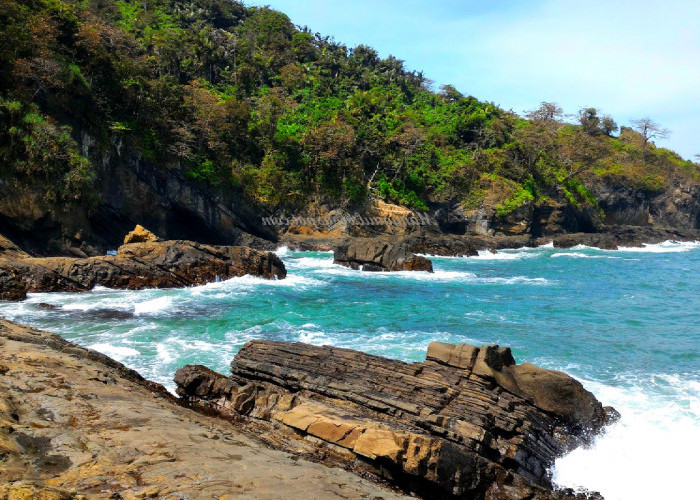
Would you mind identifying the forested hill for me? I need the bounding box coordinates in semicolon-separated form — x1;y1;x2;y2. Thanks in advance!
1;0;699;254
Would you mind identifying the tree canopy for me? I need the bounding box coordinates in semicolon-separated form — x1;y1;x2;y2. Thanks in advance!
0;0;697;217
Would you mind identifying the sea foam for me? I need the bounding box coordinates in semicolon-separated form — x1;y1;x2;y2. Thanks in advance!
553;374;700;500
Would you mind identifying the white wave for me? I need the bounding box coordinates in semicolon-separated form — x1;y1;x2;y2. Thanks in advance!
553;374;700;500
617;240;700;253
190;273;326;295
478;276;550;285
550;252;610;259
309;265;547;284
289;256;338;269
314;266;476;281
298;329;333;345
88;342;140;360
470;249;536;261
156;342;175;363
274;246;290;256
551;252;590;259
133;296;174;315
61;297;136;312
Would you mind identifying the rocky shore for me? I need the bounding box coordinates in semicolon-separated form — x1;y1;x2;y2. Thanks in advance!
0;319;407;499
281;224;700;257
176;341;617;499
0;317;614;499
0;227;286;301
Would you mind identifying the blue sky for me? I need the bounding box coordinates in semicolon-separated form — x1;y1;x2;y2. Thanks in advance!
253;0;699;160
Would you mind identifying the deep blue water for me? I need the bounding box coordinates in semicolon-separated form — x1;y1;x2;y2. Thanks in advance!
1;241;698;499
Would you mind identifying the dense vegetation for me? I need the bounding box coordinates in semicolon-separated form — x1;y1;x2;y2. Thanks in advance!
1;0;698;217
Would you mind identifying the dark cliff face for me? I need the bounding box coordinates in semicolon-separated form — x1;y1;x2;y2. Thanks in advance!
87;134;278;248
0;133;278;257
591;178;700;230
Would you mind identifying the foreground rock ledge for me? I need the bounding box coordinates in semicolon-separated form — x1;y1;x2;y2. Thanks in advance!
0;319;407;499
0;237;286;300
176;341;616;500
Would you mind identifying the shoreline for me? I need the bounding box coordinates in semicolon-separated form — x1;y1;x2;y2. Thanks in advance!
0;318;409;499
0;318;611;499
278;224;700;257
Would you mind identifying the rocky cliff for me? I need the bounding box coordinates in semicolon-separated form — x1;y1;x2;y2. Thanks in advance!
0;137;278;257
176;340;616;499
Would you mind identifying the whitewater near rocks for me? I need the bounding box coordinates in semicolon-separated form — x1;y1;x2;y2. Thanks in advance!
0;241;698;499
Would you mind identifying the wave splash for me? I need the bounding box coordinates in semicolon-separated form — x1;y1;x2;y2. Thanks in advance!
553;373;700;500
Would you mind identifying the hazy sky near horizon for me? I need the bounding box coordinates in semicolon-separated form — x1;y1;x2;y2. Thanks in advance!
255;0;699;160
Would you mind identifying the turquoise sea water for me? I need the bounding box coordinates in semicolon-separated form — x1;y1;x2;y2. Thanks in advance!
1;241;699;499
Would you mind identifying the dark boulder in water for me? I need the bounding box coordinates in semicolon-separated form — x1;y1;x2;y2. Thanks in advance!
333;238;433;272
176;340;616;500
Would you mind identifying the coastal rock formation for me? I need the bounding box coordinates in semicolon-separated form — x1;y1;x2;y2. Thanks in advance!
0;268;26;301
334;239;433;272
0;233;29;260
0;319;406;499
0;236;286;300
122;224;161;244
176;340;615;499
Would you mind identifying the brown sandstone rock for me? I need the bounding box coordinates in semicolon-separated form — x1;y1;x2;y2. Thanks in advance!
0;233;29;260
0;319;405;499
176;340;615;500
123;224;161;244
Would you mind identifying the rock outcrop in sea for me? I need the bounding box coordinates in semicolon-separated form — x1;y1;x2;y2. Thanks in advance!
333;239;433;272
176;340;617;499
0;227;286;300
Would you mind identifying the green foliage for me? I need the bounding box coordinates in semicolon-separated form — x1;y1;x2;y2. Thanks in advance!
496;178;535;216
0;0;695;218
0;98;95;204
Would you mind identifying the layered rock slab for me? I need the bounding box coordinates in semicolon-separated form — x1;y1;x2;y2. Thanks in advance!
0;237;286;299
0;319;408;499
176;341;615;500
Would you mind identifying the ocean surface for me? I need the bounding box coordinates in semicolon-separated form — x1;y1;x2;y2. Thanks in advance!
1;241;698;499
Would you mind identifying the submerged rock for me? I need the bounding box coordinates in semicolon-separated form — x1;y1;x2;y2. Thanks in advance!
176;340;616;500
0;239;286;298
334;238;433;272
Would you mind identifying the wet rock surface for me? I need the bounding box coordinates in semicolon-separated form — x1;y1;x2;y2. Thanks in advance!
333;239;434;272
0;319;408;499
176;340;615;500
0;235;286;300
